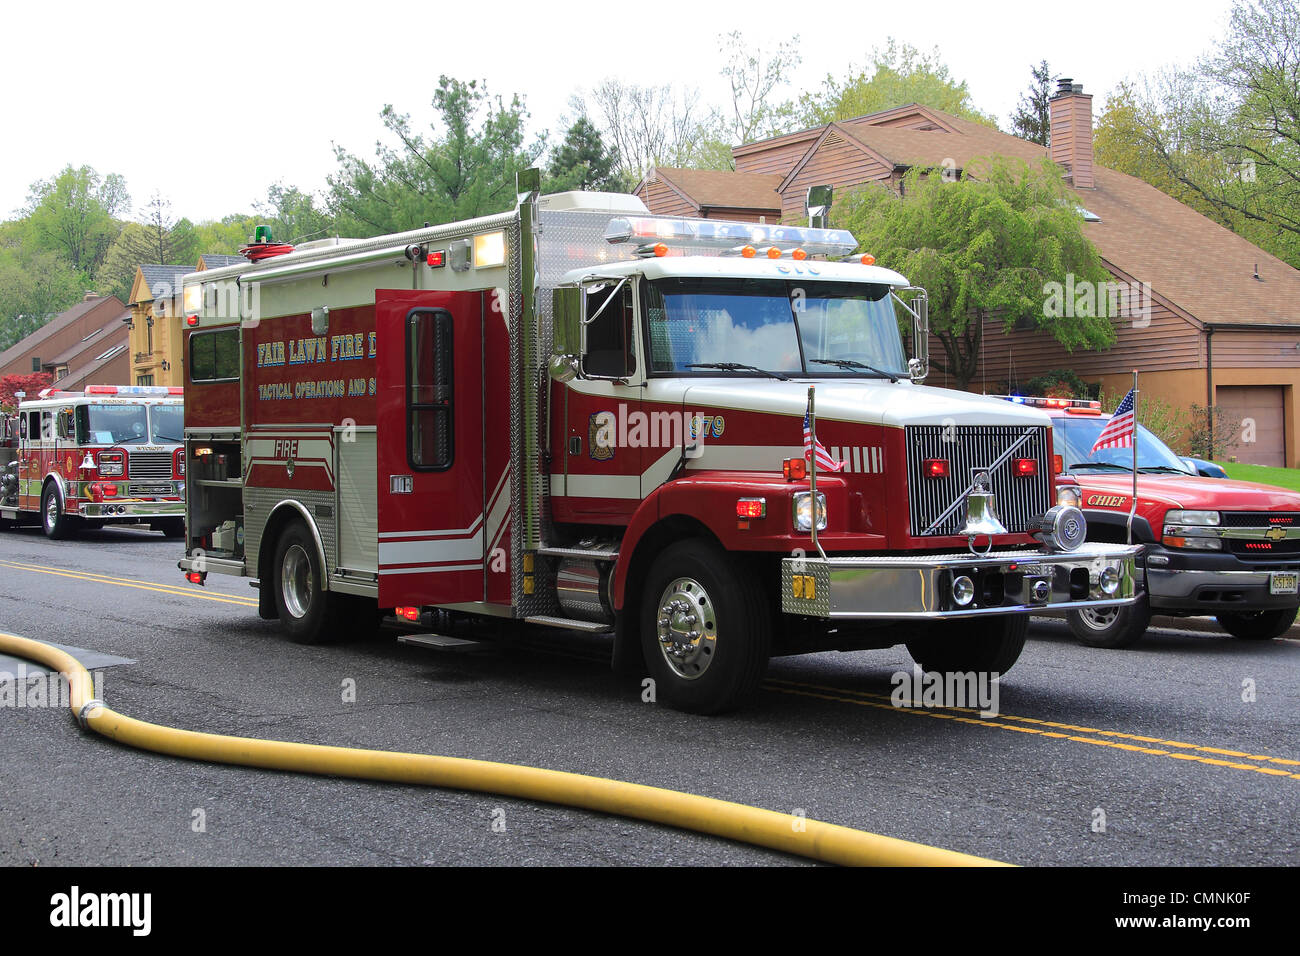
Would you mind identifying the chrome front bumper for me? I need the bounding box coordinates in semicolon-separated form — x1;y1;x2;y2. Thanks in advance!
79;500;185;519
781;544;1141;619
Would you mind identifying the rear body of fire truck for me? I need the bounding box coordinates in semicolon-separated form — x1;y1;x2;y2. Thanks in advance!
179;171;1140;713
0;386;186;538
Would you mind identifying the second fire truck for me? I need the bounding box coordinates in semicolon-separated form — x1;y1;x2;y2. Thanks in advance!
178;171;1140;713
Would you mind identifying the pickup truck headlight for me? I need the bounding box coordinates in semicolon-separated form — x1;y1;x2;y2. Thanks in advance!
1165;509;1220;526
793;491;827;532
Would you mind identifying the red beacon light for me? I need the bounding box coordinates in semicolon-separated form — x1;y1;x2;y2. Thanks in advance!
1014;457;1038;476
923;458;950;478
860;254;876;265
735;498;767;519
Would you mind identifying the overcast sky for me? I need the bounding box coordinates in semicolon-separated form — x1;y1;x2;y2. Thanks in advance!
2;0;1236;227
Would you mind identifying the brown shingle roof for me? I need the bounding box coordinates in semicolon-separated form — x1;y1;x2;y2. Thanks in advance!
0;295;125;370
650;167;782;212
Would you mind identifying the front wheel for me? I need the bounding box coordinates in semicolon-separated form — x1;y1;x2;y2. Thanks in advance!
272;523;336;644
1216;606;1298;641
639;539;771;714
905;614;1029;676
41;484;77;540
1067;596;1152;648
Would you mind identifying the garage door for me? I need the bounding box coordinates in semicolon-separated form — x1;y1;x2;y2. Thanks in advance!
1217;385;1285;467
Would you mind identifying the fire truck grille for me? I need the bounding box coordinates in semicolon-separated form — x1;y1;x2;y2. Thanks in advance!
905;425;1051;536
128;451;173;480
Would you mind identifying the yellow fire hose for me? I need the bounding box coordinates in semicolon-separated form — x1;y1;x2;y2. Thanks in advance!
0;631;1010;867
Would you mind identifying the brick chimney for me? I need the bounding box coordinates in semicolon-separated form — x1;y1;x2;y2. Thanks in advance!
82;291;99;301
1049;78;1094;189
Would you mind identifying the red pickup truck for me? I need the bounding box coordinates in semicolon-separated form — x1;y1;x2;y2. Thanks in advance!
1004;396;1300;647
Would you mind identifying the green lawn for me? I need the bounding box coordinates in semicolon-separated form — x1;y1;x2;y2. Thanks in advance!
1215;461;1300;492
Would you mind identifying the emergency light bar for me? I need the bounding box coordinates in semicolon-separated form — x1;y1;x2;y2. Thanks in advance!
997;395;1100;410
84;385;184;397
604;216;857;259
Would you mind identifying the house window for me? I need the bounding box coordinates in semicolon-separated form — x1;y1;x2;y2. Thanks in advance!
31;357;40;372
137;374;154;387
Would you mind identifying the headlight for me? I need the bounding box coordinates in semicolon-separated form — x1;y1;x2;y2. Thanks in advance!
1056;485;1082;508
792;492;827;532
97;450;124;477
1165;509;1220;526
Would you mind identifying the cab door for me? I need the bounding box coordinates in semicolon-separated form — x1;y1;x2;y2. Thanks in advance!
375;289;485;608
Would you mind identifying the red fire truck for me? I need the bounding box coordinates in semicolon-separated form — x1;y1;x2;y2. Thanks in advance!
1006;395;1300;646
0;385;186;539
177;171;1140;713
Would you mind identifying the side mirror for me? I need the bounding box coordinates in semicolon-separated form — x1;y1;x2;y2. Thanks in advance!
893;288;928;383
553;287;581;358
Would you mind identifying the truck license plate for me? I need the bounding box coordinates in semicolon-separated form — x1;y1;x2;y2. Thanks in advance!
1269;572;1298;595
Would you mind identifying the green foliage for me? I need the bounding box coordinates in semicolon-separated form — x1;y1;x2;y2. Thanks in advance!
192;216;258;256
96;194;200;302
1009;61;1056;146
1021;367;1094;398
544;117;622;193
328;76;544;236
1099;386;1194;454
0;245;84;353
794;40;998;129
840;156;1116;389
1095;0;1300;267
1216;460;1300;490
256;183;334;244
1187;403;1244;459
21;165;129;276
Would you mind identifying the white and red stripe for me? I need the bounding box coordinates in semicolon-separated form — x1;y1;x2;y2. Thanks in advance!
1091;388;1136;452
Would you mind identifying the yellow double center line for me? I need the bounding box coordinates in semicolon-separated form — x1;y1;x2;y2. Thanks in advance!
0;559;259;608
764;677;1300;782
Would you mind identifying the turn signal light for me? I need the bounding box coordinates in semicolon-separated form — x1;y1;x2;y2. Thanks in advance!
396;606;420;621
736;498;767;519
741;245;757;258
783;457;806;481
653;242;669;257
923;458;949;478
791;248;807;261
1053;454;1064;475
765;246;781;259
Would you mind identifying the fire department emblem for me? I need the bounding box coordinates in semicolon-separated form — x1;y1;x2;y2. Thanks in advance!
589;412;614;461
64;455;75;476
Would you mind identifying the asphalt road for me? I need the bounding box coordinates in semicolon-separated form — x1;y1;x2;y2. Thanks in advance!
1;523;1297;866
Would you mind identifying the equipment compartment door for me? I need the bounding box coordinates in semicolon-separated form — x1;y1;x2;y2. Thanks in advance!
375;290;485;608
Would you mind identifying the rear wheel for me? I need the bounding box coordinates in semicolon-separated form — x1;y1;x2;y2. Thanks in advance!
639;539;771;714
1067;596;1152;648
41;484;77;540
1216;606;1298;641
272;523;336;644
905;614;1029;676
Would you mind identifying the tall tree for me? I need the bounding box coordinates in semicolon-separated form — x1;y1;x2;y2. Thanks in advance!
544;117;622;192
718;30;802;145
1095;0;1300;267
255;183;334;244
0;246;84;352
96;193;200;302
794;40;999;128
21;165;129;276
574;80;708;182
1009;61;1056;145
328;76;544;236
838;157;1116;389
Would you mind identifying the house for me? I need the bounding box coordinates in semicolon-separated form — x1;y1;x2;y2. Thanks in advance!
0;294;130;387
640;82;1300;467
127;265;191;388
635;167;782;223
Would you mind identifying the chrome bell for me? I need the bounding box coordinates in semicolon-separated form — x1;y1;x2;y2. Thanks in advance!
963;475;1007;552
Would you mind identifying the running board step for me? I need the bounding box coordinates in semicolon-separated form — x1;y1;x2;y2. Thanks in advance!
524;615;612;633
537;547;619;562
398;633;487;651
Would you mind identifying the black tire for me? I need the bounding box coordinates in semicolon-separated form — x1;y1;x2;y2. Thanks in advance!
1216;606;1298;641
905;614;1029;676
639;539;771;714
158;518;185;539
1066;596;1153;648
271;522;336;644
41;483;77;540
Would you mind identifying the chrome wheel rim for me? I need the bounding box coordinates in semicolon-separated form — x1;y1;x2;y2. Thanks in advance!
44;492;58;531
1079;606;1119;630
655;576;717;680
281;544;313;619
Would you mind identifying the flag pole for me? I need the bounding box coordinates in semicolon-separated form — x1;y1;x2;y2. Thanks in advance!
1128;369;1138;546
807;385;827;560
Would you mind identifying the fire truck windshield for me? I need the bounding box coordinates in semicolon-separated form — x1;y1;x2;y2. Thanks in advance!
75;403;150;445
150;404;183;443
644;278;906;378
1057;417;1191;473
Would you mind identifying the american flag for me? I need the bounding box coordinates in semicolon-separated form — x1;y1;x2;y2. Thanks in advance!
803;410;843;472
1091;388;1137;452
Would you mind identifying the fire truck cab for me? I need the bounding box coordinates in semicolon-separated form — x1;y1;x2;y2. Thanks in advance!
178;172;1141;713
0;385;186;539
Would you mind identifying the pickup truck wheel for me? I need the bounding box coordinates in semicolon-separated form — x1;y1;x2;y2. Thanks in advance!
1216;606;1298;641
905;614;1029;676
272;523;336;644
1067;596;1152;648
639;539;771;714
41;484;77;540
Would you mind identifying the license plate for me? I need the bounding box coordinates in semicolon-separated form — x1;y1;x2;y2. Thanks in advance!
1269;572;1298;595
